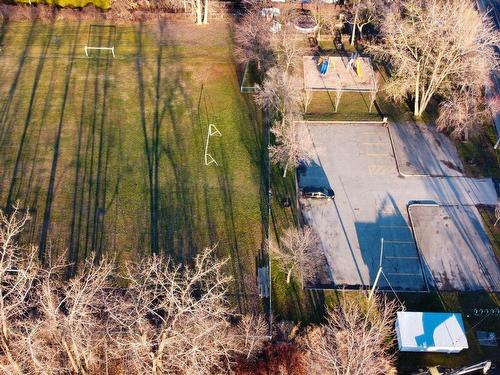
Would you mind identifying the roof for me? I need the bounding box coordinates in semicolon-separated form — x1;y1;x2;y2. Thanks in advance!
396;312;469;351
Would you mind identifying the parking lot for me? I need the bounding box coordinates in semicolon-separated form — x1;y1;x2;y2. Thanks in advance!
298;122;498;291
410;204;500;292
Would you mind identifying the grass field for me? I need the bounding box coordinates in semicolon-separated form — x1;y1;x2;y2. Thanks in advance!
0;19;265;312
304;91;383;121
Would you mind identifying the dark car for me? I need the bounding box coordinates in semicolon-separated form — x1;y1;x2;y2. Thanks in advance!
301;186;335;200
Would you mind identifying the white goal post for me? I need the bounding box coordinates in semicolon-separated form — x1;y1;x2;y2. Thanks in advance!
204;124;222;166
85;25;116;58
84;46;115;58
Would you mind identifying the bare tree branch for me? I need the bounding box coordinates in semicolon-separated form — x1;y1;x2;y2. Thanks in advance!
369;0;500;117
270;226;322;285
269;118;314;178
234;9;274;72
302;294;399;375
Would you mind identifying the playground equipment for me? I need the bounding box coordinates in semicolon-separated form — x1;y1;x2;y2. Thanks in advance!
303;55;378;113
261;7;280;18
317;56;330;76
347;52;362;77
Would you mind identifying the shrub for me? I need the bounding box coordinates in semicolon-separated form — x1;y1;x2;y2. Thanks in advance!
15;0;110;11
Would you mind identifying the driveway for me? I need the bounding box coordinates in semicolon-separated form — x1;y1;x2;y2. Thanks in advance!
298;122;498;291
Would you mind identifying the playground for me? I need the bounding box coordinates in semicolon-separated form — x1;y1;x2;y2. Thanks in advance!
0;20;264;312
303;55;378;113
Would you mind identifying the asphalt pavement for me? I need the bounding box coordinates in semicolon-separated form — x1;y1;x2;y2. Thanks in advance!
298;122;498;291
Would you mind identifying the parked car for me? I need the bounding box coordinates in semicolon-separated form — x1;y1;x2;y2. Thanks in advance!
301;186;335;200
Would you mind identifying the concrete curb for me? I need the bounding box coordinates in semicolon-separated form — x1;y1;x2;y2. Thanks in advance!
386;122;429;178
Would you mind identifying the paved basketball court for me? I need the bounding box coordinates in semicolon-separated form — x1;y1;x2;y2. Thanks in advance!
298;122;498;291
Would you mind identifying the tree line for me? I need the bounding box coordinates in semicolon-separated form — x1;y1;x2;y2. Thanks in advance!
0;206;397;374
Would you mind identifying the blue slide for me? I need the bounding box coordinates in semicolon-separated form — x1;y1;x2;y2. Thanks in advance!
320;58;329;76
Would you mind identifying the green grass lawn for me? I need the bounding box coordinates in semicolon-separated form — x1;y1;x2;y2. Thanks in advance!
268;164;361;324
477;205;500;263
456;125;500;178
0;20;265;312
305;91;382;122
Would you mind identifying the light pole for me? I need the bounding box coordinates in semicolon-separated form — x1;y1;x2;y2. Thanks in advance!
368;238;384;302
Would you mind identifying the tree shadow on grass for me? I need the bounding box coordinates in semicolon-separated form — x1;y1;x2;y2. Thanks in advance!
217;141;249;313
0;19;38;189
4;21;56;213
38;21;81;262
135;19;200;262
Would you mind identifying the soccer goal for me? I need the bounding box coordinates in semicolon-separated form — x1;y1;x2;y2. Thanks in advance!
204;124;222;166
84;25;116;58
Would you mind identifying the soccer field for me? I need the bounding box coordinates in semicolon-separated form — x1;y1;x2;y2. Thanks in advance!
0;19;264;312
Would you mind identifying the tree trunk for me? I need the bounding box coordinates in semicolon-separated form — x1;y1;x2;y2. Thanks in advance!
414;61;421;117
350;11;358;46
203;0;209;24
286;268;292;284
195;0;203;24
358;23;364;41
62;337;85;375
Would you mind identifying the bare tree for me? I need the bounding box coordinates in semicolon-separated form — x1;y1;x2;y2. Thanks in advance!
269;118;314;177
345;0;380;46
256;66;302;121
0;207;267;374
369;0;499;117
236;314;269;360
21;256;114;375
436;85;492;139
109;247;264;375
0;206;38;375
272;24;307;74
185;0;210;24
301;88;314;113
270;226;321;284
302;294;399;375
234;10;274;72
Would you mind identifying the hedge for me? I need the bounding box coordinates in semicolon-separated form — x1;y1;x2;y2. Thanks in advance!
15;0;110;10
